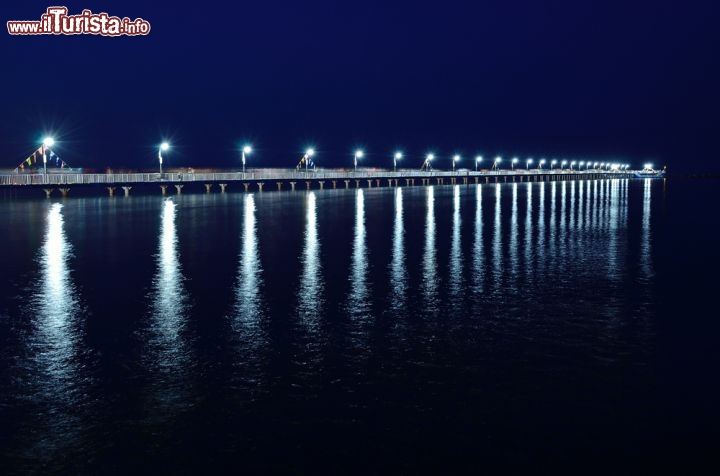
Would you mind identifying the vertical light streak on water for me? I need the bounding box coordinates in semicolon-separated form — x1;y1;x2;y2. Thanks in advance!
147;199;191;411
607;180;620;284
448;185;463;300
524;182;533;287
537;182;546;268
348;188;370;319
585;180;592;232
232;194;267;362
560;180;568;241
492;183;502;294
556;182;560;264
640;179;653;280
569;180;576;251
577;180;584;236
422;186;438;312
389;187;407;311
592;180;600;228
509;182;519;280
23;203;84;459
298;192;323;329
472;184;484;293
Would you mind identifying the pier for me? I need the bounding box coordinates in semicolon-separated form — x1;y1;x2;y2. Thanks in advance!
0;168;632;197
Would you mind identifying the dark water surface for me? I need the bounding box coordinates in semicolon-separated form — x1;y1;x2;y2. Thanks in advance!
1;179;719;473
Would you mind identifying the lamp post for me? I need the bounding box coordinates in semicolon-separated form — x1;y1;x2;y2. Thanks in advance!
425;153;434;171
561;160;567;170
304;148;315;173
42;137;54;177
512;157;518;170
493;156;502;172
159;142;169;176
551;159;557;170
354;150;364;173
539;159;546;170
242;145;252;174
570;160;576;170
526;158;533;170
394;152;402;172
452;154;460;172
475;155;482;172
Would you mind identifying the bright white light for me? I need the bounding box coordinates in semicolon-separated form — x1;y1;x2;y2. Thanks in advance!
512;158;519;163
540;159;546;164
527;159;533;164
453;154;461;162
579;161;585;165
243;145;252;154
355;150;364;158
562;160;567;165
427;154;434;161
160;142;170;151
551;160;557;165
571;161;576;165
43;137;55;147
476;155;483;162
395;152;403;160
306;148;315;157
495;157;502;163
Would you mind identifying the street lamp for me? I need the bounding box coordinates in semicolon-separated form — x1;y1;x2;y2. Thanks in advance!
242;145;252;174
42;137;54;176
475;155;483;171
394;152;402;172
452;154;460;172
539;159;546;170
512;157;519;170
354;149;364;172
304;148;315;173
551;159;557;170
159;142;169;176
526;158;533;169
424;153;434;171
493;156;502;171
570;160;576;170
561;160;568;170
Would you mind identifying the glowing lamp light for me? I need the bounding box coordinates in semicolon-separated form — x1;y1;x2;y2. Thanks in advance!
395;152;403;160
43;137;55;147
160;142;170;151
243;145;252;154
306;148;315;157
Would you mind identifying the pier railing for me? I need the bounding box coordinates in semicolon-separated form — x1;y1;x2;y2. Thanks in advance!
0;168;630;186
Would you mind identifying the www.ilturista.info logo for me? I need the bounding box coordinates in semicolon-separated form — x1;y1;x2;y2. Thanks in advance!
7;7;150;36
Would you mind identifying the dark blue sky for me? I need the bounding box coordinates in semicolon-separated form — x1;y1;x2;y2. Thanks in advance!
2;0;718;171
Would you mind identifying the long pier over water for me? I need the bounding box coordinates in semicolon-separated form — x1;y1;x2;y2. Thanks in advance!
0;168;633;197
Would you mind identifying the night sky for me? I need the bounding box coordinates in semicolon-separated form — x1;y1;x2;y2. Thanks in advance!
2;0;718;172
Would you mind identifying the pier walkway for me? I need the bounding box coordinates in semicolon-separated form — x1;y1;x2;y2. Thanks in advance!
0;168;632;197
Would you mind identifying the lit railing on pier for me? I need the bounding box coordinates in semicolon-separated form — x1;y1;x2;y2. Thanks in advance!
0;168;632;186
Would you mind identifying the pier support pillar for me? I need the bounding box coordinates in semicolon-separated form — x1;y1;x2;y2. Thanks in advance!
318;181;325;190
305;181;312;190
486;177;489;183
474;177;479;184
355;180;361;188
388;179;393;187
367;179;373;188
451;177;456;185
405;179;411;186
219;183;227;193
332;180;337;189
43;188;53;198
463;177;468;184
375;179;380;187
344;180;350;189
59;188;70;197
290;181;296;191
276;182;283;191
257;182;264;192
174;184;183;195
121;186;132;197
204;183;213;193
243;183;250;192
106;187;117;197
160;185;168;195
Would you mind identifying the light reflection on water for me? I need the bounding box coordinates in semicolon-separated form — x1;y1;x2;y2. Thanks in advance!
144;199;193;413
18;203;88;462
0;178;665;471
389;187;407;311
